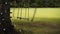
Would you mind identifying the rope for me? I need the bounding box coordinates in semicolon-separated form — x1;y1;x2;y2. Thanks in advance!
31;8;36;21
24;1;29;20
31;0;37;21
11;1;17;24
17;9;19;18
17;2;20;19
25;8;27;19
17;2;20;23
24;3;27;19
13;8;15;18
20;1;23;19
27;0;30;21
12;8;15;23
20;6;22;19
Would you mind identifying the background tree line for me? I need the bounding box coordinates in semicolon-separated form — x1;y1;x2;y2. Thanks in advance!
10;0;60;8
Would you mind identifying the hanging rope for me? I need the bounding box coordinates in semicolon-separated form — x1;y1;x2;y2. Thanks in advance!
13;8;15;18
27;8;29;20
31;0;37;21
20;2;22;19
31;8;36;21
25;9;26;19
17;0;23;20
12;1;18;23
12;1;18;19
17;2;20;19
17;8;20;19
11;7;15;24
24;2;27;19
27;0;30;21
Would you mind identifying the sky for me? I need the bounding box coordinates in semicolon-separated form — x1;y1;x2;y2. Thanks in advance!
10;8;60;19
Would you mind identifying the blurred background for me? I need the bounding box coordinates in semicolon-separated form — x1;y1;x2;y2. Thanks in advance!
10;0;60;8
10;0;60;34
10;8;60;34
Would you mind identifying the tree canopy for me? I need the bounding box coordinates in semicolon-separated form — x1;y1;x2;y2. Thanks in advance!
10;0;60;8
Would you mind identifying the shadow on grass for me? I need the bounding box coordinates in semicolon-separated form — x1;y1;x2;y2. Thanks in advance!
12;20;60;34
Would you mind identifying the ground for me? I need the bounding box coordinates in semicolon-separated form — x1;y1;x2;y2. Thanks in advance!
11;18;60;34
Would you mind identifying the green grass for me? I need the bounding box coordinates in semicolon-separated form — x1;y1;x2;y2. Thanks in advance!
10;8;60;34
11;18;60;34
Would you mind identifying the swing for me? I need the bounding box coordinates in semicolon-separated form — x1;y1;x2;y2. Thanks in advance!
16;0;36;21
17;0;30;20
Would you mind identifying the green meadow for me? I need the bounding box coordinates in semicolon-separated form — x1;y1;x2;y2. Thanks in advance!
10;8;60;34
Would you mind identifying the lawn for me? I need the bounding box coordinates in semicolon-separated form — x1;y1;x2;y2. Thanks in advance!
10;8;60;34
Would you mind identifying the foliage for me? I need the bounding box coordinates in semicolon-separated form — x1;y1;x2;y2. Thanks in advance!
10;0;60;8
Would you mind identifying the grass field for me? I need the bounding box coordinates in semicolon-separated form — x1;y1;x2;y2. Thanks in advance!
10;8;60;34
